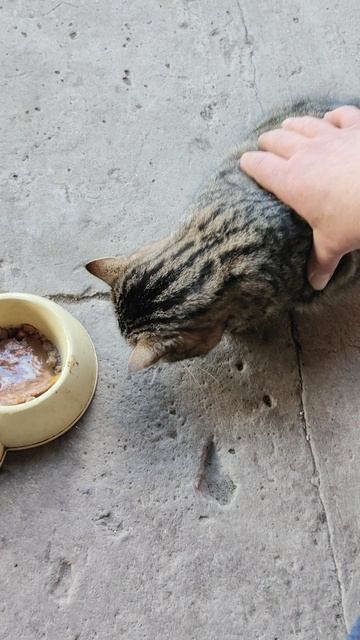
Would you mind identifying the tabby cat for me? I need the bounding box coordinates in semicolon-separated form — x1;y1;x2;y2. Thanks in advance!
87;99;360;372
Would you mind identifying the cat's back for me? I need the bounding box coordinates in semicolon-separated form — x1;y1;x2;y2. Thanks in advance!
193;100;336;241
195;97;360;242
188;98;360;304
212;97;359;195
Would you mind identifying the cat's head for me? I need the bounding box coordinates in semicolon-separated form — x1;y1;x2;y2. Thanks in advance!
86;254;224;372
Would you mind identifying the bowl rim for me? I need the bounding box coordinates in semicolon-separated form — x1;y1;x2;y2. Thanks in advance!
0;292;96;414
0;366;97;465
3;371;97;452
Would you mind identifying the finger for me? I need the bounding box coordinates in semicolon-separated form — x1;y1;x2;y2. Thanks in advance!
307;233;342;290
282;115;335;137
258;129;306;159
324;105;360;128
240;151;289;201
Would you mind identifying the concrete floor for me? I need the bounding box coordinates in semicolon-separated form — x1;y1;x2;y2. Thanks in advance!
1;1;360;638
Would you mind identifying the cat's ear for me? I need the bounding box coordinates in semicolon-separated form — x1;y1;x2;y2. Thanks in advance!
128;343;165;373
86;257;128;287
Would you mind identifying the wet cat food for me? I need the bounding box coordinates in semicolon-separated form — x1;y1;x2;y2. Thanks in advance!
0;324;61;406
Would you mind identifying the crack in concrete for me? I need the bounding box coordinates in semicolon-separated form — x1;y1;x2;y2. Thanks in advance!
289;312;348;633
235;0;264;115
43;1;78;16
47;292;111;303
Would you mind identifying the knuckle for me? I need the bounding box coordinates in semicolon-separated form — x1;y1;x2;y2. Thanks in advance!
335;105;354;118
299;116;312;126
334;106;347;114
327;104;360;119
258;130;272;146
257;132;267;146
340;104;358;113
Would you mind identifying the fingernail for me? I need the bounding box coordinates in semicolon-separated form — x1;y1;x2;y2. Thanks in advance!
308;272;330;291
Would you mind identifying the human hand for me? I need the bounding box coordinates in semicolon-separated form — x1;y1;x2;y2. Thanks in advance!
240;105;360;290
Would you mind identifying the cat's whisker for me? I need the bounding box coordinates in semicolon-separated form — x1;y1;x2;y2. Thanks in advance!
190;362;220;384
181;362;202;388
150;367;159;386
189;361;225;413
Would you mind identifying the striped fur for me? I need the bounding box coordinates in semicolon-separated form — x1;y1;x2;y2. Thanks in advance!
92;99;360;367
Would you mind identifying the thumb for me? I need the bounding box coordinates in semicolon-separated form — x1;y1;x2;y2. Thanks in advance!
307;232;342;290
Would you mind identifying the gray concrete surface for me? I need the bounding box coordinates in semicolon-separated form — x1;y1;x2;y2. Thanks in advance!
1;1;360;638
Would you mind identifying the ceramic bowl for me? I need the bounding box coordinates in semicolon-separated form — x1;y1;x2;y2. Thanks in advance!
0;293;98;467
